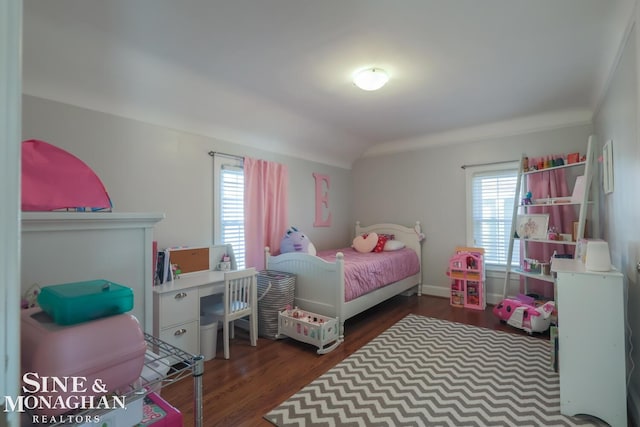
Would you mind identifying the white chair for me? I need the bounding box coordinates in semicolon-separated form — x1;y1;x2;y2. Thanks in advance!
209;268;258;359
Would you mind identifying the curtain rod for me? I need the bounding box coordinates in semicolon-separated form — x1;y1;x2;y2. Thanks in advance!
460;159;518;169
208;151;244;161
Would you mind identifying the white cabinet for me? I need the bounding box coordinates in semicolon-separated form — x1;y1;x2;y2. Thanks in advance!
158;320;199;356
153;270;226;356
552;259;627;427
153;288;200;355
503;135;598;297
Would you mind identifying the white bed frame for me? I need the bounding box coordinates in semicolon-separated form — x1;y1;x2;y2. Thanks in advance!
265;221;423;340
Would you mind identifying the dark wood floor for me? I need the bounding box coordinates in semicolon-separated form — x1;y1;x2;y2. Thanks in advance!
161;295;547;427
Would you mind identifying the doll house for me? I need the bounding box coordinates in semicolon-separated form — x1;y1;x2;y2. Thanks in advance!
447;247;486;310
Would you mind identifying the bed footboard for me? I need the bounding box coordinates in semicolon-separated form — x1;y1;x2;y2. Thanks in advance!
265;247;346;339
263;221;423;342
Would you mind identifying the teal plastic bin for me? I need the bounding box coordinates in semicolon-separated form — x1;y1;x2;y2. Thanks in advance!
37;279;134;325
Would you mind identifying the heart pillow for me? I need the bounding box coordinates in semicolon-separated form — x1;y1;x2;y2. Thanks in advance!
353;232;378;253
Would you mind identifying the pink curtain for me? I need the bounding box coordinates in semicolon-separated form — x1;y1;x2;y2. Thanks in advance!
522;168;576;297
243;157;289;270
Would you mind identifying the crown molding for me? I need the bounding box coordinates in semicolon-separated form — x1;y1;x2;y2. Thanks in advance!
362;109;593;158
592;0;637;119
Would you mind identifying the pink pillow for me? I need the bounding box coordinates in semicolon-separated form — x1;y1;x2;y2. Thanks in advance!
353;233;378;253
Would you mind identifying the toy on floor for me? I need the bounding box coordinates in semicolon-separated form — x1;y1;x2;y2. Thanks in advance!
493;296;555;334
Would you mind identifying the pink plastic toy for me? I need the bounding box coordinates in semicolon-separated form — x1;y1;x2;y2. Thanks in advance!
493;297;555;334
21;308;146;415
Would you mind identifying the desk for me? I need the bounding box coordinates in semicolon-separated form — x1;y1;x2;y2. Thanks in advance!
153;270;226;355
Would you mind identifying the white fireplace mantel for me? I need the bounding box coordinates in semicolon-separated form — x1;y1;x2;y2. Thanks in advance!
21;211;164;333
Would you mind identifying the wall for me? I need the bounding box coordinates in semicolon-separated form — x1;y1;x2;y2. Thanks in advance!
352;124;593;301
21;95;353;253
592;11;640;421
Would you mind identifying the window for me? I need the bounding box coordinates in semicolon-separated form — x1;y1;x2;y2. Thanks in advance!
214;156;245;269
465;162;519;268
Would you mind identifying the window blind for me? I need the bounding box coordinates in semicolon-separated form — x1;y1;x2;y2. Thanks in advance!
220;165;245;269
471;169;519;266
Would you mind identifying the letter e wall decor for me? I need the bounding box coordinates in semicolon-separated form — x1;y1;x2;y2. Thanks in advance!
313;173;332;227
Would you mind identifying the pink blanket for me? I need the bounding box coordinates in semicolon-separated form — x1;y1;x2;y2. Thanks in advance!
316;247;421;302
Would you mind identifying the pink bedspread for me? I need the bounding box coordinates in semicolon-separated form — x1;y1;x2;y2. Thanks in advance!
316;247;421;302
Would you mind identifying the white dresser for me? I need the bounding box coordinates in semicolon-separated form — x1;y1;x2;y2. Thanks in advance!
552;258;627;427
153;270;225;355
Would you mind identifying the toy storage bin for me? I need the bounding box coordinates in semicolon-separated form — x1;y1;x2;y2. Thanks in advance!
37;279;134;325
277;308;341;354
257;270;296;339
20;308;146;416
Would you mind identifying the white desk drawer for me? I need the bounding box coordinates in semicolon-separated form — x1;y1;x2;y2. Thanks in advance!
159;320;199;356
159;289;198;328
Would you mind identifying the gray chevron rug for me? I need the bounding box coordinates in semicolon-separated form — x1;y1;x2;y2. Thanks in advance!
265;314;604;427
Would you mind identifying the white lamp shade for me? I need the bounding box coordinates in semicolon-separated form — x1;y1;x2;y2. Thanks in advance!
353;68;389;91
585;240;612;272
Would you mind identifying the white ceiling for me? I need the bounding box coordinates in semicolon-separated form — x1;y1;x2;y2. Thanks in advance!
22;0;634;168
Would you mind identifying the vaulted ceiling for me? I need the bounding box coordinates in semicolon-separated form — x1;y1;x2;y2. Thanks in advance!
23;0;634;168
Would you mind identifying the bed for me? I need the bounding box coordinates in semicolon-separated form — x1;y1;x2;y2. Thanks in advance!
264;221;423;341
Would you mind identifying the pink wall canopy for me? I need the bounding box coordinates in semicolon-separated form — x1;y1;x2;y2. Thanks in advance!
21;139;112;211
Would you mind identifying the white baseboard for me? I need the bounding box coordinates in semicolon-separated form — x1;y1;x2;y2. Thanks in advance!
629;383;639;426
486;292;506;305
420;284;503;306
420;284;449;299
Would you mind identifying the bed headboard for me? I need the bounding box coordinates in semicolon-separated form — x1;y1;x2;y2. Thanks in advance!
355;221;423;261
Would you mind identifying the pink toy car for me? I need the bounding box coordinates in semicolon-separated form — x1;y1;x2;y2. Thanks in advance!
493;297;555;334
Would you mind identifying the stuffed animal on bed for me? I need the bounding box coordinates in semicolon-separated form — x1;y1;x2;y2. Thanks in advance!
280;226;316;256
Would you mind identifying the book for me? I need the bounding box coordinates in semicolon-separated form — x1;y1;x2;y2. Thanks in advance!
155;249;173;285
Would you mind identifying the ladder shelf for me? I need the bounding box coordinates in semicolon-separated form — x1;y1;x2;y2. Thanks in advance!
502;135;599;298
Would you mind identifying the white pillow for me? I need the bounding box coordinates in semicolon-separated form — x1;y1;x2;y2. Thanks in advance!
353;233;378;253
383;240;405;251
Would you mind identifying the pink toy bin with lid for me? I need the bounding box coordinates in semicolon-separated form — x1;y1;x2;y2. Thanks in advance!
20;308;146;416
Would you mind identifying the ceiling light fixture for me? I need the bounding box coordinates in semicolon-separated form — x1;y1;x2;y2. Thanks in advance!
353;68;389;91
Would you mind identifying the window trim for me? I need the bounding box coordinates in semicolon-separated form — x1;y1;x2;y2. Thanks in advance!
465;161;519;271
213;155;245;269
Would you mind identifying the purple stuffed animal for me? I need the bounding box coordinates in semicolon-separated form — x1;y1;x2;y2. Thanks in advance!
280;226;316;255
